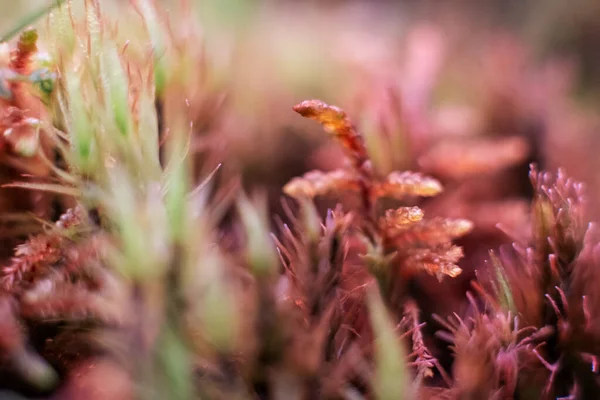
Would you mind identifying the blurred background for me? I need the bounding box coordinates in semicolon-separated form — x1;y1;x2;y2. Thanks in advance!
2;0;600;248
2;0;600;196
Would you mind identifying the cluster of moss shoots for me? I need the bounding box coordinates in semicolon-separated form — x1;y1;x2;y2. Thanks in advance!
0;1;598;400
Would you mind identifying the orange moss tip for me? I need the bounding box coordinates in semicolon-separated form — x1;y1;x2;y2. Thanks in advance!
443;218;473;237
283;169;360;199
293;99;346;119
404;245;464;280
293;99;368;165
388;217;474;245
283;169;443;202
373;171;443;199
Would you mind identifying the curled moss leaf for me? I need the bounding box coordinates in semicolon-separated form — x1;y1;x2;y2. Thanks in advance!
380;207;425;229
387;217;473;246
283;169;360;199
373;171;443;199
403;245;464;280
293;100;368;166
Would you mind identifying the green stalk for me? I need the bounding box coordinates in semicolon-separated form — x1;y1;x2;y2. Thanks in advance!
0;0;66;43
